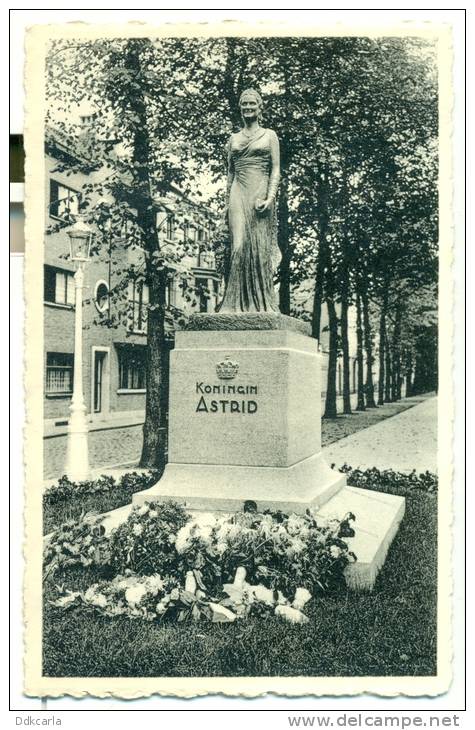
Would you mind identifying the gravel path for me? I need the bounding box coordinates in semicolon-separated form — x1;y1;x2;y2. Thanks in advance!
323;396;438;473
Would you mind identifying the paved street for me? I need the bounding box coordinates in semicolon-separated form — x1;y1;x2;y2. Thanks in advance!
44;424;143;479
322;396;438;473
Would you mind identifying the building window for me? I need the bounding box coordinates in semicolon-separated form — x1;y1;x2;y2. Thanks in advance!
80;112;97;128
46;352;74;394
49;179;80;220
94;280;109;313
128;280;149;333
198;250;215;269
181;221;188;242
166;277;176;307
44;265;75;305
195;277;209;312
197;226;208;244
118;346;146;390
166;215;175;241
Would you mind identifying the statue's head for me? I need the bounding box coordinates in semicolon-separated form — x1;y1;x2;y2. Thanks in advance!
239;88;263;124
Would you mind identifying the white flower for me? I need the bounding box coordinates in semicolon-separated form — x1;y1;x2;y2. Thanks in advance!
114;575;139;590
169;587;180;601
197;525;214;543
148;509;158;519
226;523;245;542
216;539;227;555
137;504;150;517
52;591;80;608
125;584;147;606
145;574;163;593
175;524;192;554
292;587;312;610
275;605;309;625
286;515;306;537
215;522;232;542
195;513;218;529
132;523;144;537
286;538;306;556
252;584;275;606
330;545;342;559
84;586;108;609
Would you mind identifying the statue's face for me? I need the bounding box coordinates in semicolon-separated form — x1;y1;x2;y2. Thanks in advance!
240;95;260;120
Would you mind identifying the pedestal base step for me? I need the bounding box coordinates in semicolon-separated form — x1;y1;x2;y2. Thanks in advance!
132;451;346;514
316;485;406;591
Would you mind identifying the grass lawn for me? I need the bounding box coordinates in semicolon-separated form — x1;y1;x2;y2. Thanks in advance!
43;479;437;678
321;393;434;447
43;484;144;536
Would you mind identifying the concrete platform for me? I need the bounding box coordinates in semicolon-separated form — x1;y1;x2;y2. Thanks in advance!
316;485;406;591
133;451;346;514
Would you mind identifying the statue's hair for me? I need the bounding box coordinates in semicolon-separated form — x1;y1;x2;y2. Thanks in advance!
239;88;263;108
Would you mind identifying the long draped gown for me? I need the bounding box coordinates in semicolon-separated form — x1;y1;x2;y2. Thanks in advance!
218;128;280;313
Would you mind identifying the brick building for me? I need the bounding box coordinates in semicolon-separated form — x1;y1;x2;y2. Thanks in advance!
44;128;221;477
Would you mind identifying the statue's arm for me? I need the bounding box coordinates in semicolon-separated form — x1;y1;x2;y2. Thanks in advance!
266;131;280;202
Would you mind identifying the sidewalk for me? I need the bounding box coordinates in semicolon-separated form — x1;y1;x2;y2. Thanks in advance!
322;396;437;473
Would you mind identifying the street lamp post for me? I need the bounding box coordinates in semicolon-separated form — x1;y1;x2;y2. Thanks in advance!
64;217;93;481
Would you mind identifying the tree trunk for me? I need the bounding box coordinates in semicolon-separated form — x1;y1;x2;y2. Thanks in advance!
384;333;392;403
391;303;402;401
122;41;168;471
312;168;330;342
324;297;339;419
355;292;366;410
405;349;413;397
140;270;169;470
277;171;291;315
362;290;377;408
311;243;325;341
340;297;352;414
412;326;438;394
377;302;387;406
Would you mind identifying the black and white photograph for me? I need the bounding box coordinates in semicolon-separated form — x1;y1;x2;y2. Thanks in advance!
21;19;454;699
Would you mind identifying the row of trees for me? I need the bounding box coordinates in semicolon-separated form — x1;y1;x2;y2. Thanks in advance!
46;34;439;468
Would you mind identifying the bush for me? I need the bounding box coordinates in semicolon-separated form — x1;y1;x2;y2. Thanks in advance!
43;470;160;508
338;465;438;495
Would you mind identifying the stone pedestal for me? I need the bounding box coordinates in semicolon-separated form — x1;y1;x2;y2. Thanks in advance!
134;321;345;512
133;314;405;589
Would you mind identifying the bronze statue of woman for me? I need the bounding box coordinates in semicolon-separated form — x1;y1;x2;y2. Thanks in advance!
218;89;281;313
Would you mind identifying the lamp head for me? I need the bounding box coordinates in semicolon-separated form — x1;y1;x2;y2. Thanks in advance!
67;216;93;262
